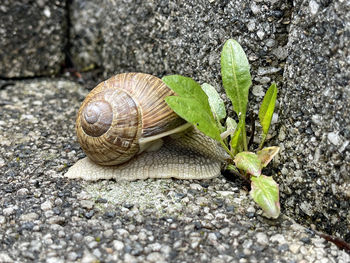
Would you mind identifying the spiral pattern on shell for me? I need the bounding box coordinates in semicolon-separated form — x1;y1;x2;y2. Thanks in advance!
76;73;185;165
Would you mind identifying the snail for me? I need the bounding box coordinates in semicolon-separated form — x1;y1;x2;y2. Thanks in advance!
64;73;228;181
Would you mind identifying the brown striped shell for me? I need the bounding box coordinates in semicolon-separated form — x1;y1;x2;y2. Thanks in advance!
76;73;185;165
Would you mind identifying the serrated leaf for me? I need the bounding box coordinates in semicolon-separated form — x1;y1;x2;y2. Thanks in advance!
165;96;221;141
221;39;252;120
201;83;226;121
257;146;280;168
162;75;212;113
250;175;280;219
259;83;277;136
230;120;244;156
234;152;262;176
163;75;222;141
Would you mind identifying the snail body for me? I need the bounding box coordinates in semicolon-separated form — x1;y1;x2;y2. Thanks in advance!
65;73;228;181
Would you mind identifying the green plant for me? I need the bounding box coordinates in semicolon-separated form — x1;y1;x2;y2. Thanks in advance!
163;39;280;218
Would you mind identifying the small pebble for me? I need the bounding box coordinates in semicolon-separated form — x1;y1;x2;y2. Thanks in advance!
41;201;53;211
113;240;124;251
3;206;16;216
80;200;94;210
146;252;166;263
256;232;269;246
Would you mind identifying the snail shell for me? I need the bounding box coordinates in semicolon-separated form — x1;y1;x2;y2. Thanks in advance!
76;73;186;165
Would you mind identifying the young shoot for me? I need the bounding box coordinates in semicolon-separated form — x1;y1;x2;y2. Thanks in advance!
164;39;280;218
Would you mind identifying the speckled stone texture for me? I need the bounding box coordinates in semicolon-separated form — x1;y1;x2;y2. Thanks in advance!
97;0;350;242
277;0;350;242
0;79;348;263
1;0;350;260
69;0;103;71
100;0;291;109
0;0;67;78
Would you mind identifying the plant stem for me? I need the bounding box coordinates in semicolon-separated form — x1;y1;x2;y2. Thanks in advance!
226;166;251;185
258;134;266;150
241;119;248;151
248;114;255;149
220;139;235;160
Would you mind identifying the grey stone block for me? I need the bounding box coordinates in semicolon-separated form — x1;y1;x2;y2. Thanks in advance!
69;0;104;71
0;0;67;78
277;0;350;241
100;0;291;98
97;0;293;133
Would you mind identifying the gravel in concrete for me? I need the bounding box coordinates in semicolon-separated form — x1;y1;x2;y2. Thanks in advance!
0;79;349;262
0;0;67;78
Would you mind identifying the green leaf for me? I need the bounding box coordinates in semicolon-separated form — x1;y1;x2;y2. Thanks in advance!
234;152;262;177
230;121;244;156
257;146;280;168
221;39;252;119
201;83;226;121
165;96;221;141
250;175;280;219
259;83;277;136
162;75;212;113
225;117;237;134
163;75;221;141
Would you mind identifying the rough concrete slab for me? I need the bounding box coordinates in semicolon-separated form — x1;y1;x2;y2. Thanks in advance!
0;79;349;262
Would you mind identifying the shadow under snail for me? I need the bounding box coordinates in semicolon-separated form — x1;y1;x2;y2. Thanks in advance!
65;73;228;181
